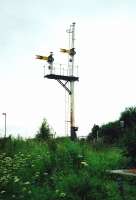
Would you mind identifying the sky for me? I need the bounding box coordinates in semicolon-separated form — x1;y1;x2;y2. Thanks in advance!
0;0;136;138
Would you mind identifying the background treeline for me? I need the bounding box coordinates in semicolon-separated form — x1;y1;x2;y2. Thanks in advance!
87;107;136;167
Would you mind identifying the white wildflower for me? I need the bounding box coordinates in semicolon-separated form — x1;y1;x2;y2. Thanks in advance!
81;161;88;166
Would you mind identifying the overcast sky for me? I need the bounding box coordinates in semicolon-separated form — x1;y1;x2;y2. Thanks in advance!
0;0;136;138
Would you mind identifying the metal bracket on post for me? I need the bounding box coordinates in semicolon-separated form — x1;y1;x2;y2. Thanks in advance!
57;80;71;95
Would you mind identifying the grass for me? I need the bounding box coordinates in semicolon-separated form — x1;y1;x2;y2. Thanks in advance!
0;137;135;200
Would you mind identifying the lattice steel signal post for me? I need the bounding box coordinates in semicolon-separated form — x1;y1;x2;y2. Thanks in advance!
36;23;79;140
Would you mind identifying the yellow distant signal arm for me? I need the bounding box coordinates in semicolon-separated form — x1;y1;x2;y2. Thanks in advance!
60;48;70;53
36;55;48;60
60;48;76;56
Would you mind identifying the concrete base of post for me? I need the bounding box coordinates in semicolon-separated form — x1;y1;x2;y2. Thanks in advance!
71;126;78;140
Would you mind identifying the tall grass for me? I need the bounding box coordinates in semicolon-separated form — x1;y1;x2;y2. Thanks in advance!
0;138;135;200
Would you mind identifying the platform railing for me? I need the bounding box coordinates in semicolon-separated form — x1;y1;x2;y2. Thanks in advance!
44;64;78;78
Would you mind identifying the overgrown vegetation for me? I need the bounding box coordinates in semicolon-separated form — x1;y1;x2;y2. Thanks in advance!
0;137;135;200
0;107;136;200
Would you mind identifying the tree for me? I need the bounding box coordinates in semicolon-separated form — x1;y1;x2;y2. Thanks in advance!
119;107;136;128
36;118;52;140
87;124;99;142
99;121;121;144
91;124;99;138
123;129;136;167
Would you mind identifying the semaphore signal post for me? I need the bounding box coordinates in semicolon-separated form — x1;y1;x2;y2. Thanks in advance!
36;22;79;140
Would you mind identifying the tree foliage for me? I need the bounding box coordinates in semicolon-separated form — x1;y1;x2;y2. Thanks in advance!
87;124;99;142
119;107;136;128
123;129;136;167
99;121;122;143
36;118;52;140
